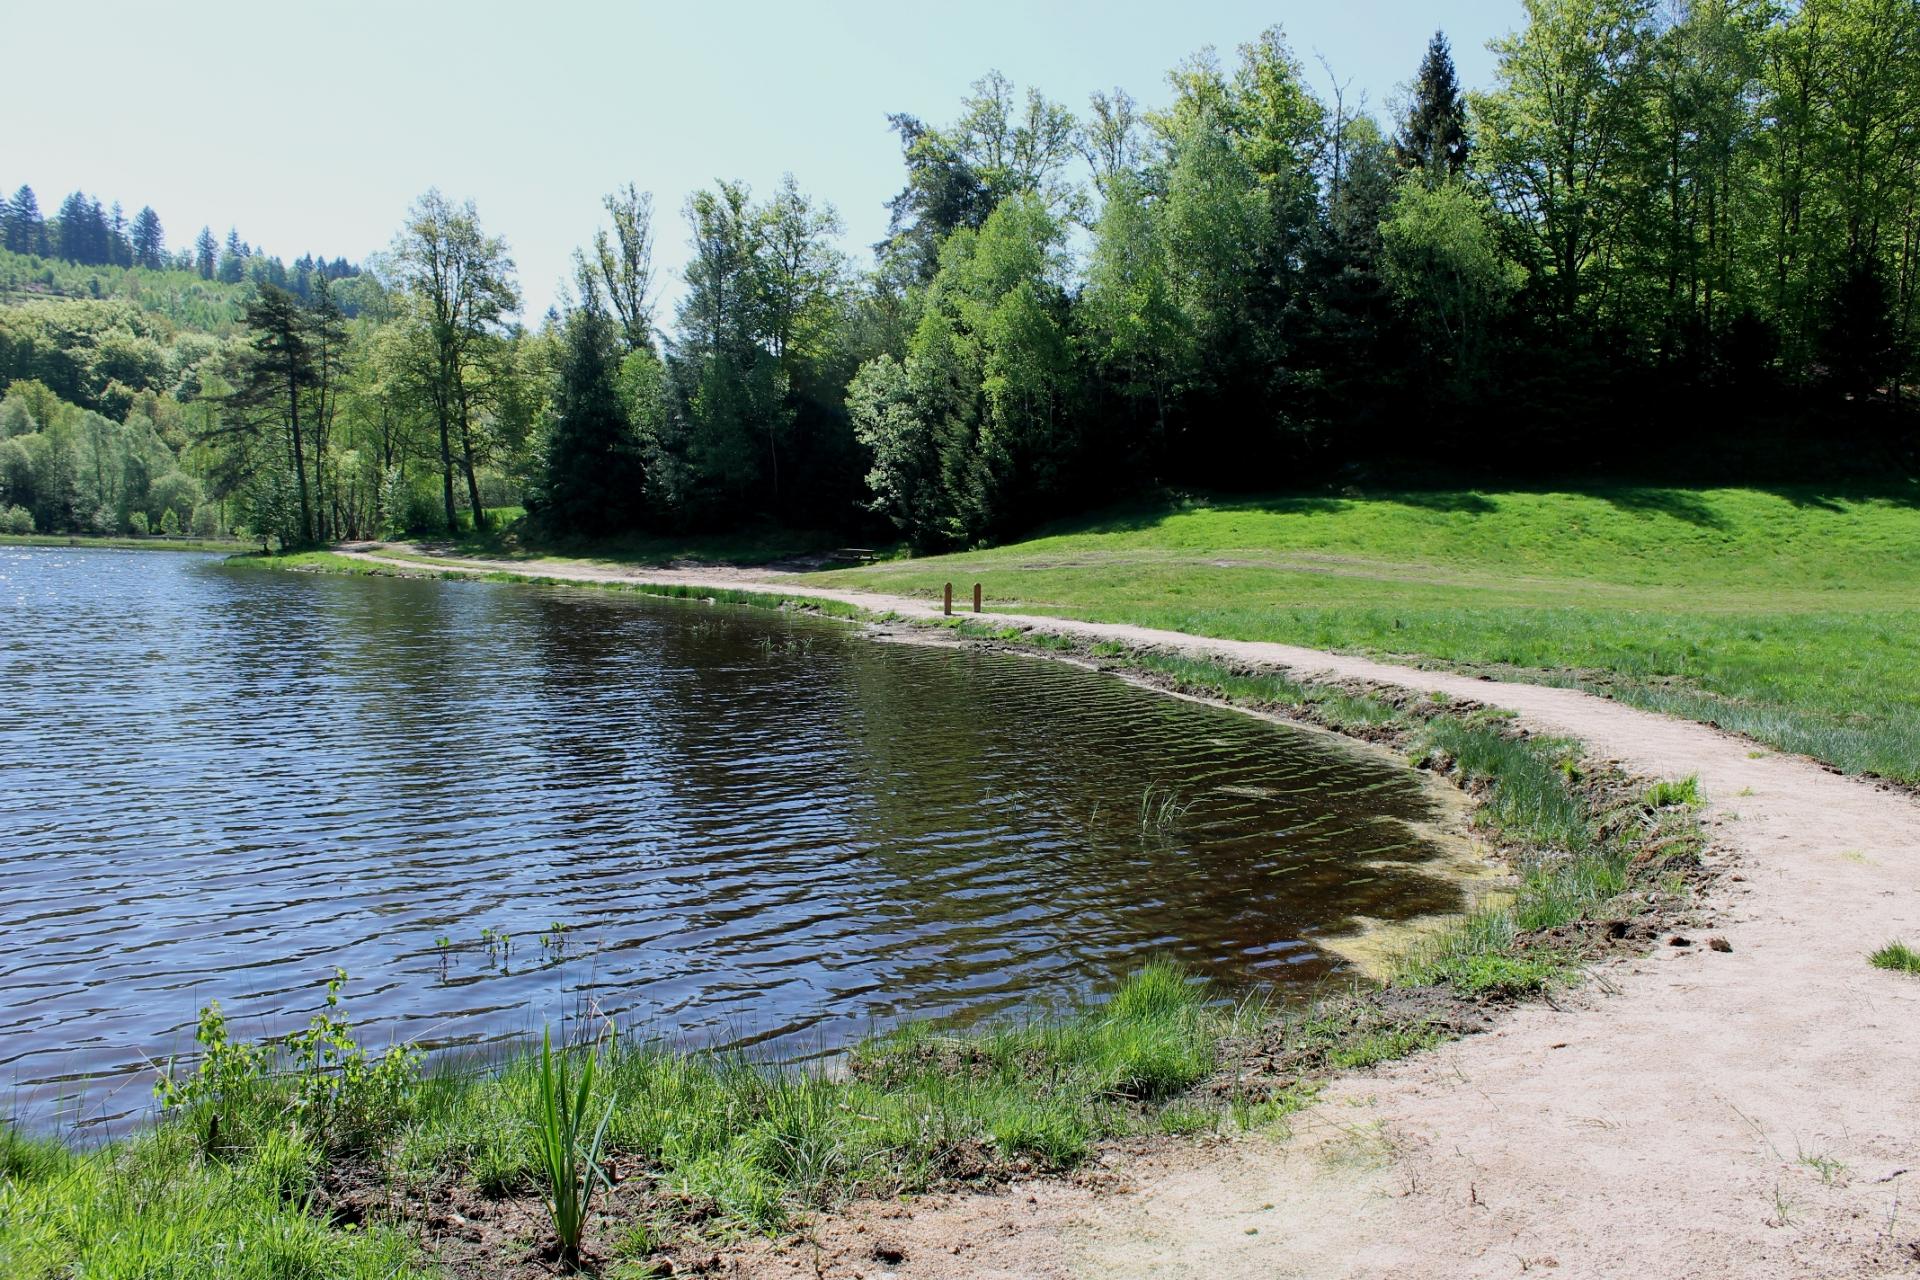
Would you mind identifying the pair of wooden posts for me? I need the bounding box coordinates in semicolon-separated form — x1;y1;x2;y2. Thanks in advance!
943;582;983;616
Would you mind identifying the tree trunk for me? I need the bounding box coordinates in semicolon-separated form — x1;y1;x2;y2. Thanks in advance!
287;365;313;544
438;399;457;534
457;385;487;533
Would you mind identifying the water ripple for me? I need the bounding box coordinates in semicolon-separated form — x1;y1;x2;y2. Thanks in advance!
0;547;1462;1133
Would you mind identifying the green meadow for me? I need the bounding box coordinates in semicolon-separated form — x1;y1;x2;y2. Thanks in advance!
817;486;1920;784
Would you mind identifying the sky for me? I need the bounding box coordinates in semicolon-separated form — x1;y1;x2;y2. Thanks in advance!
9;0;1523;320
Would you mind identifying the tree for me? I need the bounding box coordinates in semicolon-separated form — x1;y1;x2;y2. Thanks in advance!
386;189;520;531
107;201;131;267
194;227;218;280
306;275;350;539
4;186;46;255
1474;0;1660;334
56;192;110;265
854;193;1076;547
1396;31;1470;178
1380;180;1524;403
1080;88;1144;191
671;180;786;515
1082;170;1191;474
225;285;320;543
131;206;166;270
880;71;1081;283
217;229;247;283
588;184;657;352
538;295;644;535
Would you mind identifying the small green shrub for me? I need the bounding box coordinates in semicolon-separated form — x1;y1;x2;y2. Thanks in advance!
1646;775;1702;808
1869;941;1920;974
154;970;422;1155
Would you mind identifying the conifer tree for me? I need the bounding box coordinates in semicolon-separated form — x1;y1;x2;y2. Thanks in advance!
131;206;165;269
539;293;643;535
3;185;45;254
1396;31;1470;178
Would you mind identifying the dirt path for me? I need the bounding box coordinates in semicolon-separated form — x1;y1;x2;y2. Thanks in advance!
335;544;1920;1278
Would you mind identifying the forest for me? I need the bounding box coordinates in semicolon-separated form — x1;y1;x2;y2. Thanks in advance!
1;0;1916;551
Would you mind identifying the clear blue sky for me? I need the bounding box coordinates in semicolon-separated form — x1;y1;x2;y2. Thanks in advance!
11;0;1522;319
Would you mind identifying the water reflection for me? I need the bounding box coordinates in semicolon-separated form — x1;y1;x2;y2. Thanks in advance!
0;548;1464;1131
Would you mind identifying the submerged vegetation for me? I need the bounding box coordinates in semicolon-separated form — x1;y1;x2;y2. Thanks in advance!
0;613;1706;1275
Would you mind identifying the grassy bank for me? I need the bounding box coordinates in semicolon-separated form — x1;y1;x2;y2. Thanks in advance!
0;617;1705;1277
403;507;836;571
232;549;878;622
0;532;249;553
815;485;1920;785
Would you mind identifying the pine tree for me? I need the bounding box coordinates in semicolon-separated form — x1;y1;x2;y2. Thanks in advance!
3;185;46;254
131;206;165;269
218;228;247;283
1396;31;1470;178
56;192;93;262
194;226;217;279
108;200;131;266
539;299;644;535
227;285;319;543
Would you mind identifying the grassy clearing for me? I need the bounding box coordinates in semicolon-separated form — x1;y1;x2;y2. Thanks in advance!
817;486;1920;784
1868;941;1920;974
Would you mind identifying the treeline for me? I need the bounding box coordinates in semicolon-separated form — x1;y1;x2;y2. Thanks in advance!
2;183;358;300
4;0;1918;550
541;0;1920;549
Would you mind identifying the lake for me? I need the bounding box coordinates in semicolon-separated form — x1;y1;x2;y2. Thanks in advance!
0;547;1469;1132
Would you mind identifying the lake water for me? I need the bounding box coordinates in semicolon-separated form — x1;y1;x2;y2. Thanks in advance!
0;547;1467;1132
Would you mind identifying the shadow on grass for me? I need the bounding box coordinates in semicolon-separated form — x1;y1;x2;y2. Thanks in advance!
1595;487;1731;529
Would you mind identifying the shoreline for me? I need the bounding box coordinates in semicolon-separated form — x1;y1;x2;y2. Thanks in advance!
0;532;250;554
303;544;1920;1275
10;542;1915;1277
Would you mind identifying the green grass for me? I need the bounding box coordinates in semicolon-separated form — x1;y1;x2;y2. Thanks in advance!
0;533;247;553
226;549;401;575
416;509;837;571
1868;941;1920;974
814;485;1920;784
0;962;1252;1275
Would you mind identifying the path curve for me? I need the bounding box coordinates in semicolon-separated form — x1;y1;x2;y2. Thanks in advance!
334;544;1920;1278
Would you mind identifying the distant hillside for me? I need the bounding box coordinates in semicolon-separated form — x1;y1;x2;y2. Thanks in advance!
0;247;255;336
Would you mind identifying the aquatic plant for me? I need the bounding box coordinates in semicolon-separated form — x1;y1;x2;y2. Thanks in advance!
531;1027;616;1268
1137;782;1192;832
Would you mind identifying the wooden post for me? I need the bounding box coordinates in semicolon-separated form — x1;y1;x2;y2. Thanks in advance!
973;583;982;613
943;582;953;616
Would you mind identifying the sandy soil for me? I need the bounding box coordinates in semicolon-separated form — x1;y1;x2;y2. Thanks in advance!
335;545;1920;1278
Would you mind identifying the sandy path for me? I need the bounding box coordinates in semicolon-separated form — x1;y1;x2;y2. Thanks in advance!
335;545;1920;1277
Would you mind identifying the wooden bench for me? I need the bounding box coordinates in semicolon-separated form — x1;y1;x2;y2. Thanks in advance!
831;547;880;564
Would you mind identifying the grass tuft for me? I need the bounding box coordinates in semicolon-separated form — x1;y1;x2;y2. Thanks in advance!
1868;941;1920;974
